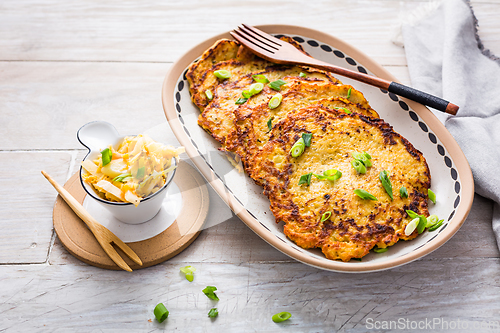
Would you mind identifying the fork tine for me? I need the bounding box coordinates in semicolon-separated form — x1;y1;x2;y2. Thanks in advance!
238;25;280;50
241;24;283;47
99;241;133;272
230;30;276;55
112;237;143;266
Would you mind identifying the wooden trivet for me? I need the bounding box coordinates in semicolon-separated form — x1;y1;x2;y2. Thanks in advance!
53;161;209;270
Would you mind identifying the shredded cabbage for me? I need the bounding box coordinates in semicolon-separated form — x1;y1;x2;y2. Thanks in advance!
81;134;183;206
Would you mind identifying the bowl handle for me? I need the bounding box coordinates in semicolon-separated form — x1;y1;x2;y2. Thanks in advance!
77;121;121;152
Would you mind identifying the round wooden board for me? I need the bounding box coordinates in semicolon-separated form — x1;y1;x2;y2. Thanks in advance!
53;161;209;270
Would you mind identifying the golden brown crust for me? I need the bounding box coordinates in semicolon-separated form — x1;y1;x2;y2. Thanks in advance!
252;106;430;261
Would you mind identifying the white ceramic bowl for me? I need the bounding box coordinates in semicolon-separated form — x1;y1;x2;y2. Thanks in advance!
77;121;177;224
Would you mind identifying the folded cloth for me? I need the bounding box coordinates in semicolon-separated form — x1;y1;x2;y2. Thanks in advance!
401;0;500;249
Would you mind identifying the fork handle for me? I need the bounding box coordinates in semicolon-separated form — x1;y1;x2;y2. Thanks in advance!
301;58;458;115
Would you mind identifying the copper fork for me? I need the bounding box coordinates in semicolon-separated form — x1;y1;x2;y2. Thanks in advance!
230;24;458;115
42;170;142;272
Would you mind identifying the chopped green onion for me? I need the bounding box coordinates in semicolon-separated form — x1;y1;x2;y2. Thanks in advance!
299;72;307;78
354;189;377;201
214;69;231;79
101;148;112;166
235;97;248;105
373;247;388;253
205;90;213;101
180;266;196;282
405;218;419;236
302;133;312;147
208;308;219;318
268;93;283;109
272;312;292;323
428;220;443;231
242;90;253;99
252;74;269;83
346;87;352;99
406;209;427;234
379;170;393;200
426;215;439;228
321;211;332;222
290;137;305;158
351;159;366;174
428;189;436;204
202;286;219;301
298;172;312;186
112;173;132;182
352;151;372;167
334;107;352;114
406;210;418;219
267;118;273;132
314;169;342;182
249;82;264;95
154;303;169;323
268;79;287;91
135;166;145;179
400;186;408;198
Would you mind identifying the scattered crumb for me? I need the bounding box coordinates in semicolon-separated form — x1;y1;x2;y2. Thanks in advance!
148;319;152;323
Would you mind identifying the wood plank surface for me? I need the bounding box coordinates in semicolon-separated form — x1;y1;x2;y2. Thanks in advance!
0;152;72;263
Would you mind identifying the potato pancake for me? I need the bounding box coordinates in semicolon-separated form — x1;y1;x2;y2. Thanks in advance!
185;37;432;261
251;105;430;261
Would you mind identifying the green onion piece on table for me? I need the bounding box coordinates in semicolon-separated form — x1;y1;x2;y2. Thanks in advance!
346;87;352;99
299;72;307;78
154;303;169;323
298;172;312;186
354;189;377;200
426;215;439;228
101;148;112;166
235;97;248;105
373;247;388;253
205;90;213;101
405;217;419;236
272;312;292;323
214;69;231;79
180;265;196;282
400;186;408;198
249;82;264;95
268;79;287;91
321;211;332;222
290;137;305;157
268;93;283;109
112;173;132;182
208;308;219;318
428;189;436;204
379;170;393;200
202;286;219;301
302;133;312;147
351;159;366;174
267;118;273;132
252;74;269;83
428;220;443;231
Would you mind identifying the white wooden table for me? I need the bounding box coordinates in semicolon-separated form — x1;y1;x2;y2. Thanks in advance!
2;1;500;331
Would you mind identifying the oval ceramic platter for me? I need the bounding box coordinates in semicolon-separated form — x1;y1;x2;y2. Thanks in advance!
162;25;474;273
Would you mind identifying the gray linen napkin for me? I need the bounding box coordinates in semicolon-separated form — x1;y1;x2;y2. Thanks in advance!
402;0;500;249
